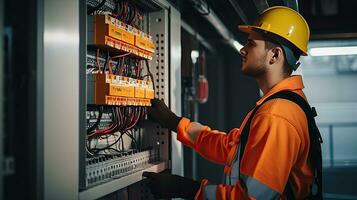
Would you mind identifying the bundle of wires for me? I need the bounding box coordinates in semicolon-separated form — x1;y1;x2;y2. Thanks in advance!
86;106;147;156
87;0;107;15
112;0;143;28
93;49;131;74
87;0;143;28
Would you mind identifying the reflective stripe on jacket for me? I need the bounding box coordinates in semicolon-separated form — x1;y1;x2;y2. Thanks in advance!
177;75;314;199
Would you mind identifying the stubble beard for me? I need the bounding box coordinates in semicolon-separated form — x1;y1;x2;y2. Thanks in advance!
242;57;267;78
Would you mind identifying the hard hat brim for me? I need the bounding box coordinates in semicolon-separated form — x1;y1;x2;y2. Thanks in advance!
238;25;254;34
238;25;308;56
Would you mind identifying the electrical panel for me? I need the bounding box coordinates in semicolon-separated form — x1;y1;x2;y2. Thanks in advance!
79;0;180;199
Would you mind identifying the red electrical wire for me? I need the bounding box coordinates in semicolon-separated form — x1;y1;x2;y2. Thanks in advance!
123;1;128;22
96;48;101;73
133;107;141;126
111;2;119;18
120;1;124;21
123;107;134;130
88;123;116;137
115;59;120;75
87;107;143;138
120;57;126;76
123;107;141;132
109;53;130;76
108;58;113;74
131;6;137;26
88;108;119;137
111;52;131;59
126;107;134;125
107;51;113;74
117;107;125;132
141;107;146;120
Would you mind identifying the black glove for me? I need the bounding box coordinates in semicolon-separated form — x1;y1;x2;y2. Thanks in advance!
142;171;200;199
147;99;182;132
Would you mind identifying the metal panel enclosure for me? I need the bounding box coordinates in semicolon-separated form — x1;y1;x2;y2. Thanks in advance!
40;0;181;199
43;0;80;199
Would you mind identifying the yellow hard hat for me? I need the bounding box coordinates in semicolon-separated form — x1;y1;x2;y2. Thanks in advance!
239;6;310;55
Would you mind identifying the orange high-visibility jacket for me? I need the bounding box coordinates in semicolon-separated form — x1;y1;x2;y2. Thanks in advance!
177;76;314;199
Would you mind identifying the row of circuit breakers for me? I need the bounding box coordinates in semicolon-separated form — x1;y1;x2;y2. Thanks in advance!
85;0;159;188
87;14;155;106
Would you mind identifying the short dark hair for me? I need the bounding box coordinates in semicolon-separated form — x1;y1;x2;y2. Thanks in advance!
264;40;293;75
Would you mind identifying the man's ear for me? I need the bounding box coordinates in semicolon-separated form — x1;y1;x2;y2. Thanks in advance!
269;46;283;64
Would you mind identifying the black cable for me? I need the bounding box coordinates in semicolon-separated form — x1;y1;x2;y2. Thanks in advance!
121;133;125;150
120;1;125;21
111;107;118;132
131;58;136;78
123;107;131;128
126;2;132;24
125;3;130;24
115;58;121;74
87;0;107;15
113;0;120;18
119;107;126;131
103;51;109;73
87;138;93;153
126;58;130;77
122;57;126;76
128;3;136;25
126;130;138;149
136;59;141;79
116;107;124;132
92;132;125;152
87;106;103;134
128;58;131;77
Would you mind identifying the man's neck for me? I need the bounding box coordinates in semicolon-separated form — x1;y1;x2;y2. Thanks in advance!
256;72;289;95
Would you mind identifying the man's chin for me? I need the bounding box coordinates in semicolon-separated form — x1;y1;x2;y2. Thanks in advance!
242;67;258;77
241;67;250;76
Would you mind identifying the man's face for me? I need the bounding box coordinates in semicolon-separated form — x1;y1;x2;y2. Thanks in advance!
240;31;270;77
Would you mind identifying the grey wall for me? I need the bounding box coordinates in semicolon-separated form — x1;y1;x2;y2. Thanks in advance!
302;71;357;197
304;74;357;103
303;73;357;162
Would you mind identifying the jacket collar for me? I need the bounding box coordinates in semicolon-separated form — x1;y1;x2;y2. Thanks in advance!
256;75;305;106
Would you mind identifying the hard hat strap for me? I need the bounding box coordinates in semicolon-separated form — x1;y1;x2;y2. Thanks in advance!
281;44;301;70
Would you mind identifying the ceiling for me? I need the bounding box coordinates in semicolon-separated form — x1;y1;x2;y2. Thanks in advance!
169;0;357;50
299;0;357;39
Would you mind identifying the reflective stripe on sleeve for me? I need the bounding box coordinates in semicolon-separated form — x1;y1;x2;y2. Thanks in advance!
203;175;279;199
241;174;280;200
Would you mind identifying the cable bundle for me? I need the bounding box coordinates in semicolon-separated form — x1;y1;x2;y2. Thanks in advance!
86;106;147;155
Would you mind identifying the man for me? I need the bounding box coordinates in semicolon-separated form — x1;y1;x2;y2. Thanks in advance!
144;6;320;199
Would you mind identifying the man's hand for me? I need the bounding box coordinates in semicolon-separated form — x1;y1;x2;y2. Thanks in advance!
147;99;182;132
142;171;200;199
